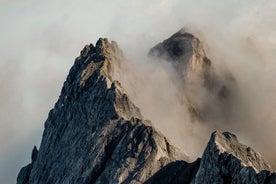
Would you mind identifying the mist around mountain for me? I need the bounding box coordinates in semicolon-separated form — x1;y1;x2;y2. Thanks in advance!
17;31;276;183
1;1;276;184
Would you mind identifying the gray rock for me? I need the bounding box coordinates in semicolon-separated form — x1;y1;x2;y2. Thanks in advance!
194;131;275;184
17;146;38;184
17;38;188;184
145;131;276;184
149;29;213;88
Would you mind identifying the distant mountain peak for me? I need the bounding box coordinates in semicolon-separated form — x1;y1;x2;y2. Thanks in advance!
149;29;240;122
149;29;211;78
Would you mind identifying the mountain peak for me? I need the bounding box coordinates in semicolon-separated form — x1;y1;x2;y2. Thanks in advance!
17;38;188;184
148;29;210;73
194;131;275;183
72;38;123;87
211;131;273;172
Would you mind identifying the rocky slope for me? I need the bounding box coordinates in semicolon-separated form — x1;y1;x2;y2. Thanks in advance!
17;38;188;184
146;131;276;184
17;36;275;184
194;131;276;184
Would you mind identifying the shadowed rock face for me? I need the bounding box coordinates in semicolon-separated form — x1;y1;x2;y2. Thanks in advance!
149;29;213;88
17;146;38;184
17;38;187;184
17;37;275;184
145;159;201;184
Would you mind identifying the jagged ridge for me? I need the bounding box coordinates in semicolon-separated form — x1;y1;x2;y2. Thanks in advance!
17;38;188;184
145;131;276;184
194;131;276;184
17;35;276;184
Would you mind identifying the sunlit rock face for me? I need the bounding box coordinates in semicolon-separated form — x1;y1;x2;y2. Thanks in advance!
194;131;276;184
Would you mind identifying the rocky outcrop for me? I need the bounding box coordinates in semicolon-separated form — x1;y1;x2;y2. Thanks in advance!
17;146;38;184
194;131;276;184
149;29;212;86
149;29;236;121
17;38;188;184
144;131;276;184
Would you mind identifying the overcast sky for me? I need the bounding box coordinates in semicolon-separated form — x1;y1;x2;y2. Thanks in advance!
1;0;276;183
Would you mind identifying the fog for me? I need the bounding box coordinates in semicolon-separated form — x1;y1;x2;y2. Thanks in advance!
1;0;276;183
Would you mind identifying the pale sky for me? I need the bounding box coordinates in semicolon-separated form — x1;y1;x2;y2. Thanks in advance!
0;0;275;183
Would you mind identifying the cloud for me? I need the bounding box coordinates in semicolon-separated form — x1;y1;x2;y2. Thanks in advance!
0;0;276;183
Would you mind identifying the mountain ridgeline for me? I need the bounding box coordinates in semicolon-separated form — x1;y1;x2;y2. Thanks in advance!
17;30;276;184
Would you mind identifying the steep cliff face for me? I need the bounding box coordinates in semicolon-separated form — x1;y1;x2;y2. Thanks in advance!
17;38;188;184
17;36;275;184
149;29;237;121
194;131;276;184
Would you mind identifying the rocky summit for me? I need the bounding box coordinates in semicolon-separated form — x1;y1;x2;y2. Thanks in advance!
149;29;213;84
17;38;187;184
17;35;275;184
194;131;276;184
149;29;238;121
